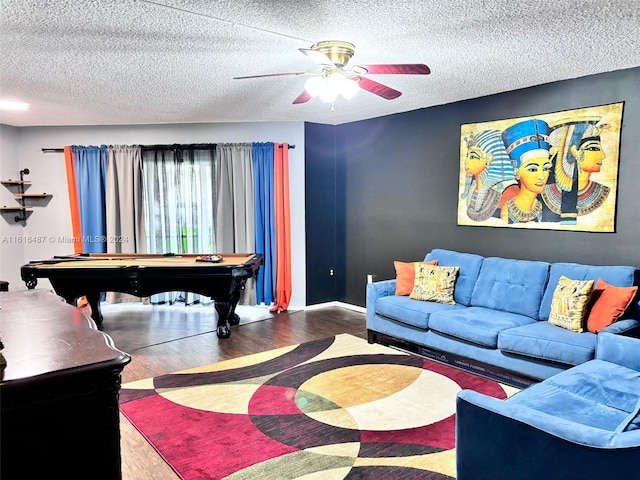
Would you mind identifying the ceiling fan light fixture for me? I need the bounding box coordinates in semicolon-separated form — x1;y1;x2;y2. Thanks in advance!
319;89;338;104
340;77;359;100
304;76;324;97
328;73;359;100
305;72;359;104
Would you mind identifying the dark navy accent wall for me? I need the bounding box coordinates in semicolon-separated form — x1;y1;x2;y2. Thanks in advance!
305;122;340;304
305;67;640;307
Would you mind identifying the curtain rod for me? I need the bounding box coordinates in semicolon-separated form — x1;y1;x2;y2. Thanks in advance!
42;144;295;153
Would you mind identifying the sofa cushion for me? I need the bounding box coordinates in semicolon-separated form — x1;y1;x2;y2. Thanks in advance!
410;264;459;304
539;263;637;321
470;257;550;318
375;295;463;330
498;321;596;366
424;249;484;306
428;306;536;348
547;276;594;332
507;358;640;432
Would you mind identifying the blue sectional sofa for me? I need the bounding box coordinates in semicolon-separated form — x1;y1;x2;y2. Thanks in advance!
366;248;640;383
456;333;640;480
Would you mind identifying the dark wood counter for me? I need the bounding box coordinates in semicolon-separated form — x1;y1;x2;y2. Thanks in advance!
0;289;131;479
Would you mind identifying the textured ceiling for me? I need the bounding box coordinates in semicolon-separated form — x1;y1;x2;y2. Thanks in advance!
1;0;639;127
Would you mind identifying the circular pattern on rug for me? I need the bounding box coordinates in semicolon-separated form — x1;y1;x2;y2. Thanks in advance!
296;364;460;430
236;349;502;479
122;335;508;479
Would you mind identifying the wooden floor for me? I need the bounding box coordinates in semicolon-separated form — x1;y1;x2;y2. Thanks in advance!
99;305;367;480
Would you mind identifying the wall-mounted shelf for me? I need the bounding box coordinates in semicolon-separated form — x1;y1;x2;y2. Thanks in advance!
1;206;33;212
1;169;52;223
14;193;53;198
1;180;32;186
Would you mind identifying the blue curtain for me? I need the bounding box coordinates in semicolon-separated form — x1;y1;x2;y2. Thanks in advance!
73;145;108;253
252;143;276;305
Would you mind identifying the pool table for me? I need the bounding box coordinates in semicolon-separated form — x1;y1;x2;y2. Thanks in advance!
21;253;263;338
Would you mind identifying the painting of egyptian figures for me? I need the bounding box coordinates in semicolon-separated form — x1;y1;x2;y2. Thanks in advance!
457;102;623;232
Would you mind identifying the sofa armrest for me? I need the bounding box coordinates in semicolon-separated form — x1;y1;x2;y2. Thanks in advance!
367;279;397;297
456;389;640;480
366;280;396;327
601;318;640;335
596;332;640;370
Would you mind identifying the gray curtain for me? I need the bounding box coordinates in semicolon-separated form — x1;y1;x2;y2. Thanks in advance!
215;143;256;304
105;145;147;303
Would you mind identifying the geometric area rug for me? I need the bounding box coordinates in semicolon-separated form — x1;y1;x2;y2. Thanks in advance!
119;334;516;479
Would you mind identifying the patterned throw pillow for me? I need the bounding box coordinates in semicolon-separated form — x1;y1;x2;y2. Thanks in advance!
410;264;459;305
548;276;594;332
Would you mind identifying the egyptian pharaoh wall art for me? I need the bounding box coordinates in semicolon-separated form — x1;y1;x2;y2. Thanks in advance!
458;102;623;232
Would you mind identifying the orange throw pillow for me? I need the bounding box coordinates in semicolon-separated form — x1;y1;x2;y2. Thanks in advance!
586;279;638;333
394;260;438;296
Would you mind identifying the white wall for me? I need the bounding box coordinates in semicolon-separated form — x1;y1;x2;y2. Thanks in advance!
0;124;25;289
1;121;306;307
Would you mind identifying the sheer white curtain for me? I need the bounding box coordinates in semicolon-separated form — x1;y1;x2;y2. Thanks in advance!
105;145;147;304
215;143;256;304
142;145;216;304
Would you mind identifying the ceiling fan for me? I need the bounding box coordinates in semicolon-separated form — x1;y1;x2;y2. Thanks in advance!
233;40;430;105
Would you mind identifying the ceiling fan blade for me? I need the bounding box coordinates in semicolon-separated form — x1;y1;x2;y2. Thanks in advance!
299;48;335;68
233;72;308;80
357;77;402;100
356;64;431;75
292;90;312;104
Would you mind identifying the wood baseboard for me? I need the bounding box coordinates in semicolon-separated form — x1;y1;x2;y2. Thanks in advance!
304;301;366;313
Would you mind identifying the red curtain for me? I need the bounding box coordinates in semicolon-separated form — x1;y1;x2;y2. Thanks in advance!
64;146;83;253
64;146;89;309
270;143;292;312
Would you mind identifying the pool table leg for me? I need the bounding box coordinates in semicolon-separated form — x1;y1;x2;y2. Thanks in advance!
85;291;104;326
57;290;104;326
215;302;232;339
215;287;242;339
